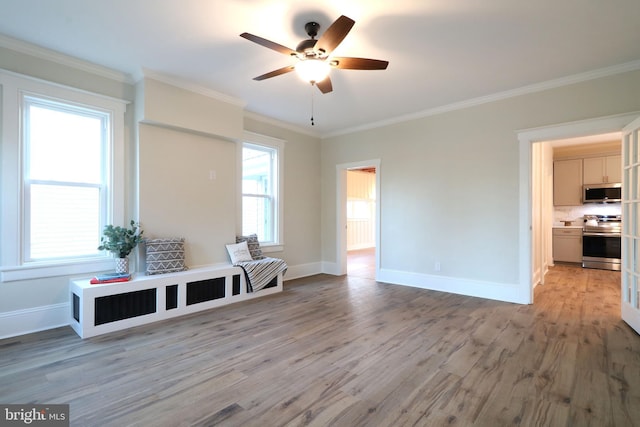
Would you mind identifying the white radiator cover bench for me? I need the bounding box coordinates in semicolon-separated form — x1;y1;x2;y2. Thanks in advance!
69;264;282;338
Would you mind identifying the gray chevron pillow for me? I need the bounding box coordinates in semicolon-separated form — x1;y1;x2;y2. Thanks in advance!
145;238;187;275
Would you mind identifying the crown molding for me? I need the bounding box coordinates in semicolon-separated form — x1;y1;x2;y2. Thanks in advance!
0;68;130;106
0;33;135;84
140;68;246;108
324;60;640;139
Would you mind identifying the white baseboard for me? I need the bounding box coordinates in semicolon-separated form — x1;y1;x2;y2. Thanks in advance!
0;303;70;340
321;261;342;276
532;266;541;289
378;268;529;304
284;262;323;281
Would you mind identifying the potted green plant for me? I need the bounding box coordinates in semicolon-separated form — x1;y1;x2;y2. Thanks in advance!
98;220;144;274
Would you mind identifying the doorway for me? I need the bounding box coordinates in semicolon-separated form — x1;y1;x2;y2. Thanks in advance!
519;112;639;304
531;134;622;289
336;159;381;280
346;168;376;279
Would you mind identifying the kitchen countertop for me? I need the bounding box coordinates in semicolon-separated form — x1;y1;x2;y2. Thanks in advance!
552;222;583;229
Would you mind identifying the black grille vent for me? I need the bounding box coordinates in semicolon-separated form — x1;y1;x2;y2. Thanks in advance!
94;289;156;326
232;274;241;295
187;277;225;305
73;293;80;322
166;285;178;310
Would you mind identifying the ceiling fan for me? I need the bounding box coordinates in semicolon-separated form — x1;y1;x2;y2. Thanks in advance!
240;15;389;94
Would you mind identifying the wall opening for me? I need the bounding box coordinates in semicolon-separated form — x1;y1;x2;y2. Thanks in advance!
347;167;376;279
336;159;381;280
518;112;638;304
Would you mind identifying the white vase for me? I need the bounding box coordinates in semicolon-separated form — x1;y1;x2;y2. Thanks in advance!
115;257;129;274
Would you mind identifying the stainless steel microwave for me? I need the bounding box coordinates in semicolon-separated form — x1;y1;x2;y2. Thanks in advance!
583;183;622;203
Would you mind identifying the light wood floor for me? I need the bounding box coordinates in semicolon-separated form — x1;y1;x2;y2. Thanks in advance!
347;247;376;279
1;265;639;426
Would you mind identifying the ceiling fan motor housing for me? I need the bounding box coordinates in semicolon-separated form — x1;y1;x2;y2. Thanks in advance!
296;38;318;56
296;22;322;57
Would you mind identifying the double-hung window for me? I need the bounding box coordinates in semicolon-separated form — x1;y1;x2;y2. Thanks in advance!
0;71;127;281
23;97;108;261
240;132;284;249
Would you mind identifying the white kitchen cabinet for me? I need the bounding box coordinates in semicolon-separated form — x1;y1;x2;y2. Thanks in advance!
583;155;622;184
553;228;582;263
553;159;583;206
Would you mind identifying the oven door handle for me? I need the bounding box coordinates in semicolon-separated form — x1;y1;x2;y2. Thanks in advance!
582;232;621;237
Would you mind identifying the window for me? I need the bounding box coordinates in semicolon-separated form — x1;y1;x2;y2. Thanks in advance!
240;132;284;248
24;97;108;261
0;71;127;281
347;200;373;220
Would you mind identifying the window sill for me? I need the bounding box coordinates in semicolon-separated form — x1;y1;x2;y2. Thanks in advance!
261;244;284;254
0;258;114;282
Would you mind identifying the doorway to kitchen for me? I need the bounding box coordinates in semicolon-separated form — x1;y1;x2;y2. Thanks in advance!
519;112;638;304
336;160;381;280
531;133;622;288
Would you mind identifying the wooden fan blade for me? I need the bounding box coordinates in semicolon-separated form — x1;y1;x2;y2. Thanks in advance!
316;77;333;94
315;15;355;56
240;32;297;56
330;57;389;70
253;65;295;81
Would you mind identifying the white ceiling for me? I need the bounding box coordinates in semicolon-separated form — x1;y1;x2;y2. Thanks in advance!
1;0;640;137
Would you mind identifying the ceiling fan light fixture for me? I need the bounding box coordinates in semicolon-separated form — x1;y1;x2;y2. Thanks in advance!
295;59;330;84
241;14;388;97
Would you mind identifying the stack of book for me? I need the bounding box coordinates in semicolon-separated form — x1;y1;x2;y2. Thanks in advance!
89;272;132;284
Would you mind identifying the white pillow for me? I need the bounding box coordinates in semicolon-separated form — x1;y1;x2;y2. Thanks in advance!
225;241;253;264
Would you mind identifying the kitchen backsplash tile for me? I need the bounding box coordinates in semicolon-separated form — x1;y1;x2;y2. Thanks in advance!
554;204;622;224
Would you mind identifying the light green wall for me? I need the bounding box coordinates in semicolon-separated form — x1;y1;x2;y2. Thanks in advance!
138;123;238;266
138;78;244;139
322;70;640;286
0;46;135;101
135;76;245;268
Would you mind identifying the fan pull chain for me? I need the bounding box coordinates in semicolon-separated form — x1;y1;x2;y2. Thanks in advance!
310;83;315;126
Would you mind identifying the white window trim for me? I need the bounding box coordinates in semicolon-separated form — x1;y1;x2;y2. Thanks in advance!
0;69;128;282
238;131;285;252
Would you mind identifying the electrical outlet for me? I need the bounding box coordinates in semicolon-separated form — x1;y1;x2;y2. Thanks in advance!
435;261;441;272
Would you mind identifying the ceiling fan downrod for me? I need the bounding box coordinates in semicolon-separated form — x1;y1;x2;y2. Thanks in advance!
305;22;320;39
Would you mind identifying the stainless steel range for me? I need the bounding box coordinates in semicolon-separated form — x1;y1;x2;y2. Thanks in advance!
582;214;621;271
